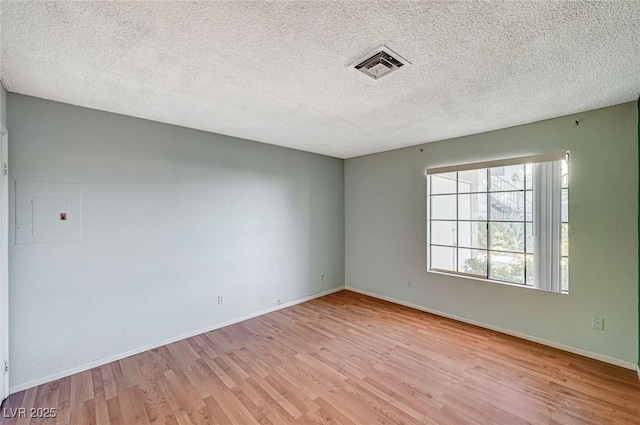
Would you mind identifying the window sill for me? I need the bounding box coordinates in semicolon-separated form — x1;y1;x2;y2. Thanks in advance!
426;269;568;294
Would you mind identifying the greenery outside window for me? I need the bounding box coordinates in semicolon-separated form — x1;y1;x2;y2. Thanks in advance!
427;153;569;293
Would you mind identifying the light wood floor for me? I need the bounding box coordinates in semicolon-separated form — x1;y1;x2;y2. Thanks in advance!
3;290;640;425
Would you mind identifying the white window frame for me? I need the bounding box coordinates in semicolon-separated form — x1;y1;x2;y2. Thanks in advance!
426;152;569;293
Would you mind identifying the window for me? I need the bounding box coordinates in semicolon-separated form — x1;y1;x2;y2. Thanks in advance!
427;153;569;293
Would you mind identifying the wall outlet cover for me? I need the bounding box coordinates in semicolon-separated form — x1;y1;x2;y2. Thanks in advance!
591;316;604;331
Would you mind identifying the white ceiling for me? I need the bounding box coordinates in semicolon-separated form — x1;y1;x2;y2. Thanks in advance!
1;1;639;159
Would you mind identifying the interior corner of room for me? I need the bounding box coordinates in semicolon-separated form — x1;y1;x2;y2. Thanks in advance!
4;92;638;394
0;2;639;421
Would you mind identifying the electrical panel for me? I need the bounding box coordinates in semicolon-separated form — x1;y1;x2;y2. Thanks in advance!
16;180;82;244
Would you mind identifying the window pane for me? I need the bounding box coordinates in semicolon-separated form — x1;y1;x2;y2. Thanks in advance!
489;252;525;284
427;158;568;294
458;169;487;193
489;222;525;252
458;194;487;220
458;249;487;276
561;257;569;292
525;254;534;286
526;223;534;253
458;221;487;249
430;195;456;220
490;164;525;191
525;164;533;190
431;173;456;194
431;246;456;271
490;192;525;221
562;188;568;222
525;190;533;222
431;221;457;246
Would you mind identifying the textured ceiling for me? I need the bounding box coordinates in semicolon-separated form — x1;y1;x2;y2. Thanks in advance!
1;1;640;159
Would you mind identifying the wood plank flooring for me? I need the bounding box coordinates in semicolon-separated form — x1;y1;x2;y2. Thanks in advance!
2;290;640;425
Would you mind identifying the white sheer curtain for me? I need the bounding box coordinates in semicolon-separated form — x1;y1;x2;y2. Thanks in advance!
533;161;562;292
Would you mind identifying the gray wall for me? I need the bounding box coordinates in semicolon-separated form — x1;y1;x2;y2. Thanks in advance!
8;93;345;388
345;102;638;364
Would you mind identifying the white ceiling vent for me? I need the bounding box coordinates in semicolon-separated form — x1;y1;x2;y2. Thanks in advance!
351;45;411;80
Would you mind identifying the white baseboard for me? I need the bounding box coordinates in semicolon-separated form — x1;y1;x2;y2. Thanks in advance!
9;286;344;394
345;286;639;372
12;285;637;393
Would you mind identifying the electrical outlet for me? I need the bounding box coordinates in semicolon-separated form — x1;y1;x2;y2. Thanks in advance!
278;299;283;305
591;316;604;331
407;280;412;288
217;295;224;305
321;274;325;283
